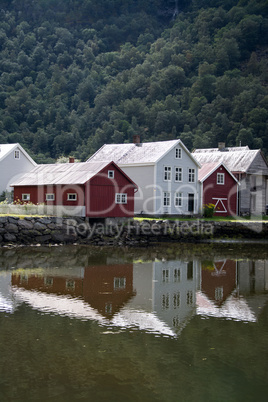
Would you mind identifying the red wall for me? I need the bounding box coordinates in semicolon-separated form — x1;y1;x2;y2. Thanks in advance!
13;162;136;218
203;166;238;216
85;163;135;217
14;184;85;206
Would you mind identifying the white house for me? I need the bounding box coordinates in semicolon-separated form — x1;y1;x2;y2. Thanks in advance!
0;143;37;197
87;139;200;216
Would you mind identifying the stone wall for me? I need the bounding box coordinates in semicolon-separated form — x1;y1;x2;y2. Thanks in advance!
0;216;268;246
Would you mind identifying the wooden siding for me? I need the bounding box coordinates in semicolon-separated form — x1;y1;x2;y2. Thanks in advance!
202;165;238;216
14;184;85;206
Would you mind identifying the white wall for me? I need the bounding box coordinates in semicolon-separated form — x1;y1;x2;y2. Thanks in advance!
0;147;35;195
155;145;200;215
120;165;155;214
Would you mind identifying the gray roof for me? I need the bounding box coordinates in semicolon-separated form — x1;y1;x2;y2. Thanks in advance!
194;146;250;153
193;148;268;174
87;140;200;166
11;161;110;186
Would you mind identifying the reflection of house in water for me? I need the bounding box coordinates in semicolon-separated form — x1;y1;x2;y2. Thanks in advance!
83;264;135;318
201;259;237;306
7;256;268;337
11;264;135;319
126;259;201;335
0;271;17;313
197;259;268;322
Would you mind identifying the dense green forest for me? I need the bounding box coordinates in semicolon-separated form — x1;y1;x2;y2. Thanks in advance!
0;0;267;163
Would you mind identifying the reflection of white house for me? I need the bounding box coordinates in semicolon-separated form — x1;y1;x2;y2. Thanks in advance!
0;143;37;196
0;272;17;313
87;139;200;216
126;259;201;336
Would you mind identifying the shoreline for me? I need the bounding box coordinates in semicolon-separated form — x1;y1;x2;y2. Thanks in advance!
1;216;268;247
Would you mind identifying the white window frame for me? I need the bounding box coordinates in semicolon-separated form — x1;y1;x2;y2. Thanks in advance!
14;150;20;159
217;173;225;185
175;192;183;207
108;170;114;179
175;147;182;159
46;193;55;201
114;277;126;290
163;191;171;207
22;193;30;201
67;193;77;201
162;269;170;283
115;193;127;204
164;166;172;181
188;168;195;183
175;167;182;182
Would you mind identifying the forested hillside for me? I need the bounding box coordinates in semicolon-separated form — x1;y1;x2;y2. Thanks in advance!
0;0;267;162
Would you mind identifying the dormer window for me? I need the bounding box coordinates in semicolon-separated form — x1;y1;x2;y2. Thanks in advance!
108;170;114;179
14;150;20;159
175;148;182;159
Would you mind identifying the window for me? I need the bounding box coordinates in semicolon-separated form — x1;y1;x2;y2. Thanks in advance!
217;173;225;185
163;192;171;207
175;192;182;207
175;148;182;159
175;167;182;182
174;268;180;282
114;277;126;290
46;193;55;201
187;290;193;306
115;193;127;204
108;170;114;179
44;277;53;286
22;193;30;201
162;269;170;283
14;150;20;159
164;166;171;181
66;279;75;290
188;168;195;183
162;293;170;310
67;193;77;201
215;287;223;301
105;303;113;314
173;292;180;309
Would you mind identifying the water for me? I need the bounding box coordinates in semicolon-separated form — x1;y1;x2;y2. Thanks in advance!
0;243;268;402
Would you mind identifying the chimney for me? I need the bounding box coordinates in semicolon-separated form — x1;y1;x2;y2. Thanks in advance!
69;157;75;163
218;142;225;151
133;135;141;145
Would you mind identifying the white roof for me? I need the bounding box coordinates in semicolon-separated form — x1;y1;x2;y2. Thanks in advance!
0;143;37;166
198;162;239;184
11;161;111;186
87;140;200;167
193;148;268;174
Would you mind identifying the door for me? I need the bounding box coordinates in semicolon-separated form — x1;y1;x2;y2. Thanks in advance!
188;193;194;213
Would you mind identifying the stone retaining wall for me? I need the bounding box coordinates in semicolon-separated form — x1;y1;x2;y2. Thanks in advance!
0;216;268;246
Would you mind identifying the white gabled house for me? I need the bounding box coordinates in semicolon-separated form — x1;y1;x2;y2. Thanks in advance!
87;139;200;216
0;143;37;197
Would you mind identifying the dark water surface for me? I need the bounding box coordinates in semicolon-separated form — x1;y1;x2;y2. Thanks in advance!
0;243;268;402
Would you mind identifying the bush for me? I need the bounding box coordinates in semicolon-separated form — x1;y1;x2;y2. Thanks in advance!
203;203;215;218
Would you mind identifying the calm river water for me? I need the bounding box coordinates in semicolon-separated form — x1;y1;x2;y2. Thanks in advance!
0;243;268;402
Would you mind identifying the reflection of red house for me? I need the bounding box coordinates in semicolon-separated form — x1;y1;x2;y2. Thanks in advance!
11;273;83;298
199;163;239;216
201;259;237;305
11;160;137;218
11;263;135;318
83;264;135;318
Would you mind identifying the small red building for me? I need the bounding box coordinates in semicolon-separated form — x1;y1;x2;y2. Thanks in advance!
12;160;138;218
199;162;239;216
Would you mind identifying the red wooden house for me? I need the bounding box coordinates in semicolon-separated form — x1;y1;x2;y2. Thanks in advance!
11;160;138;218
198;162;239;216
